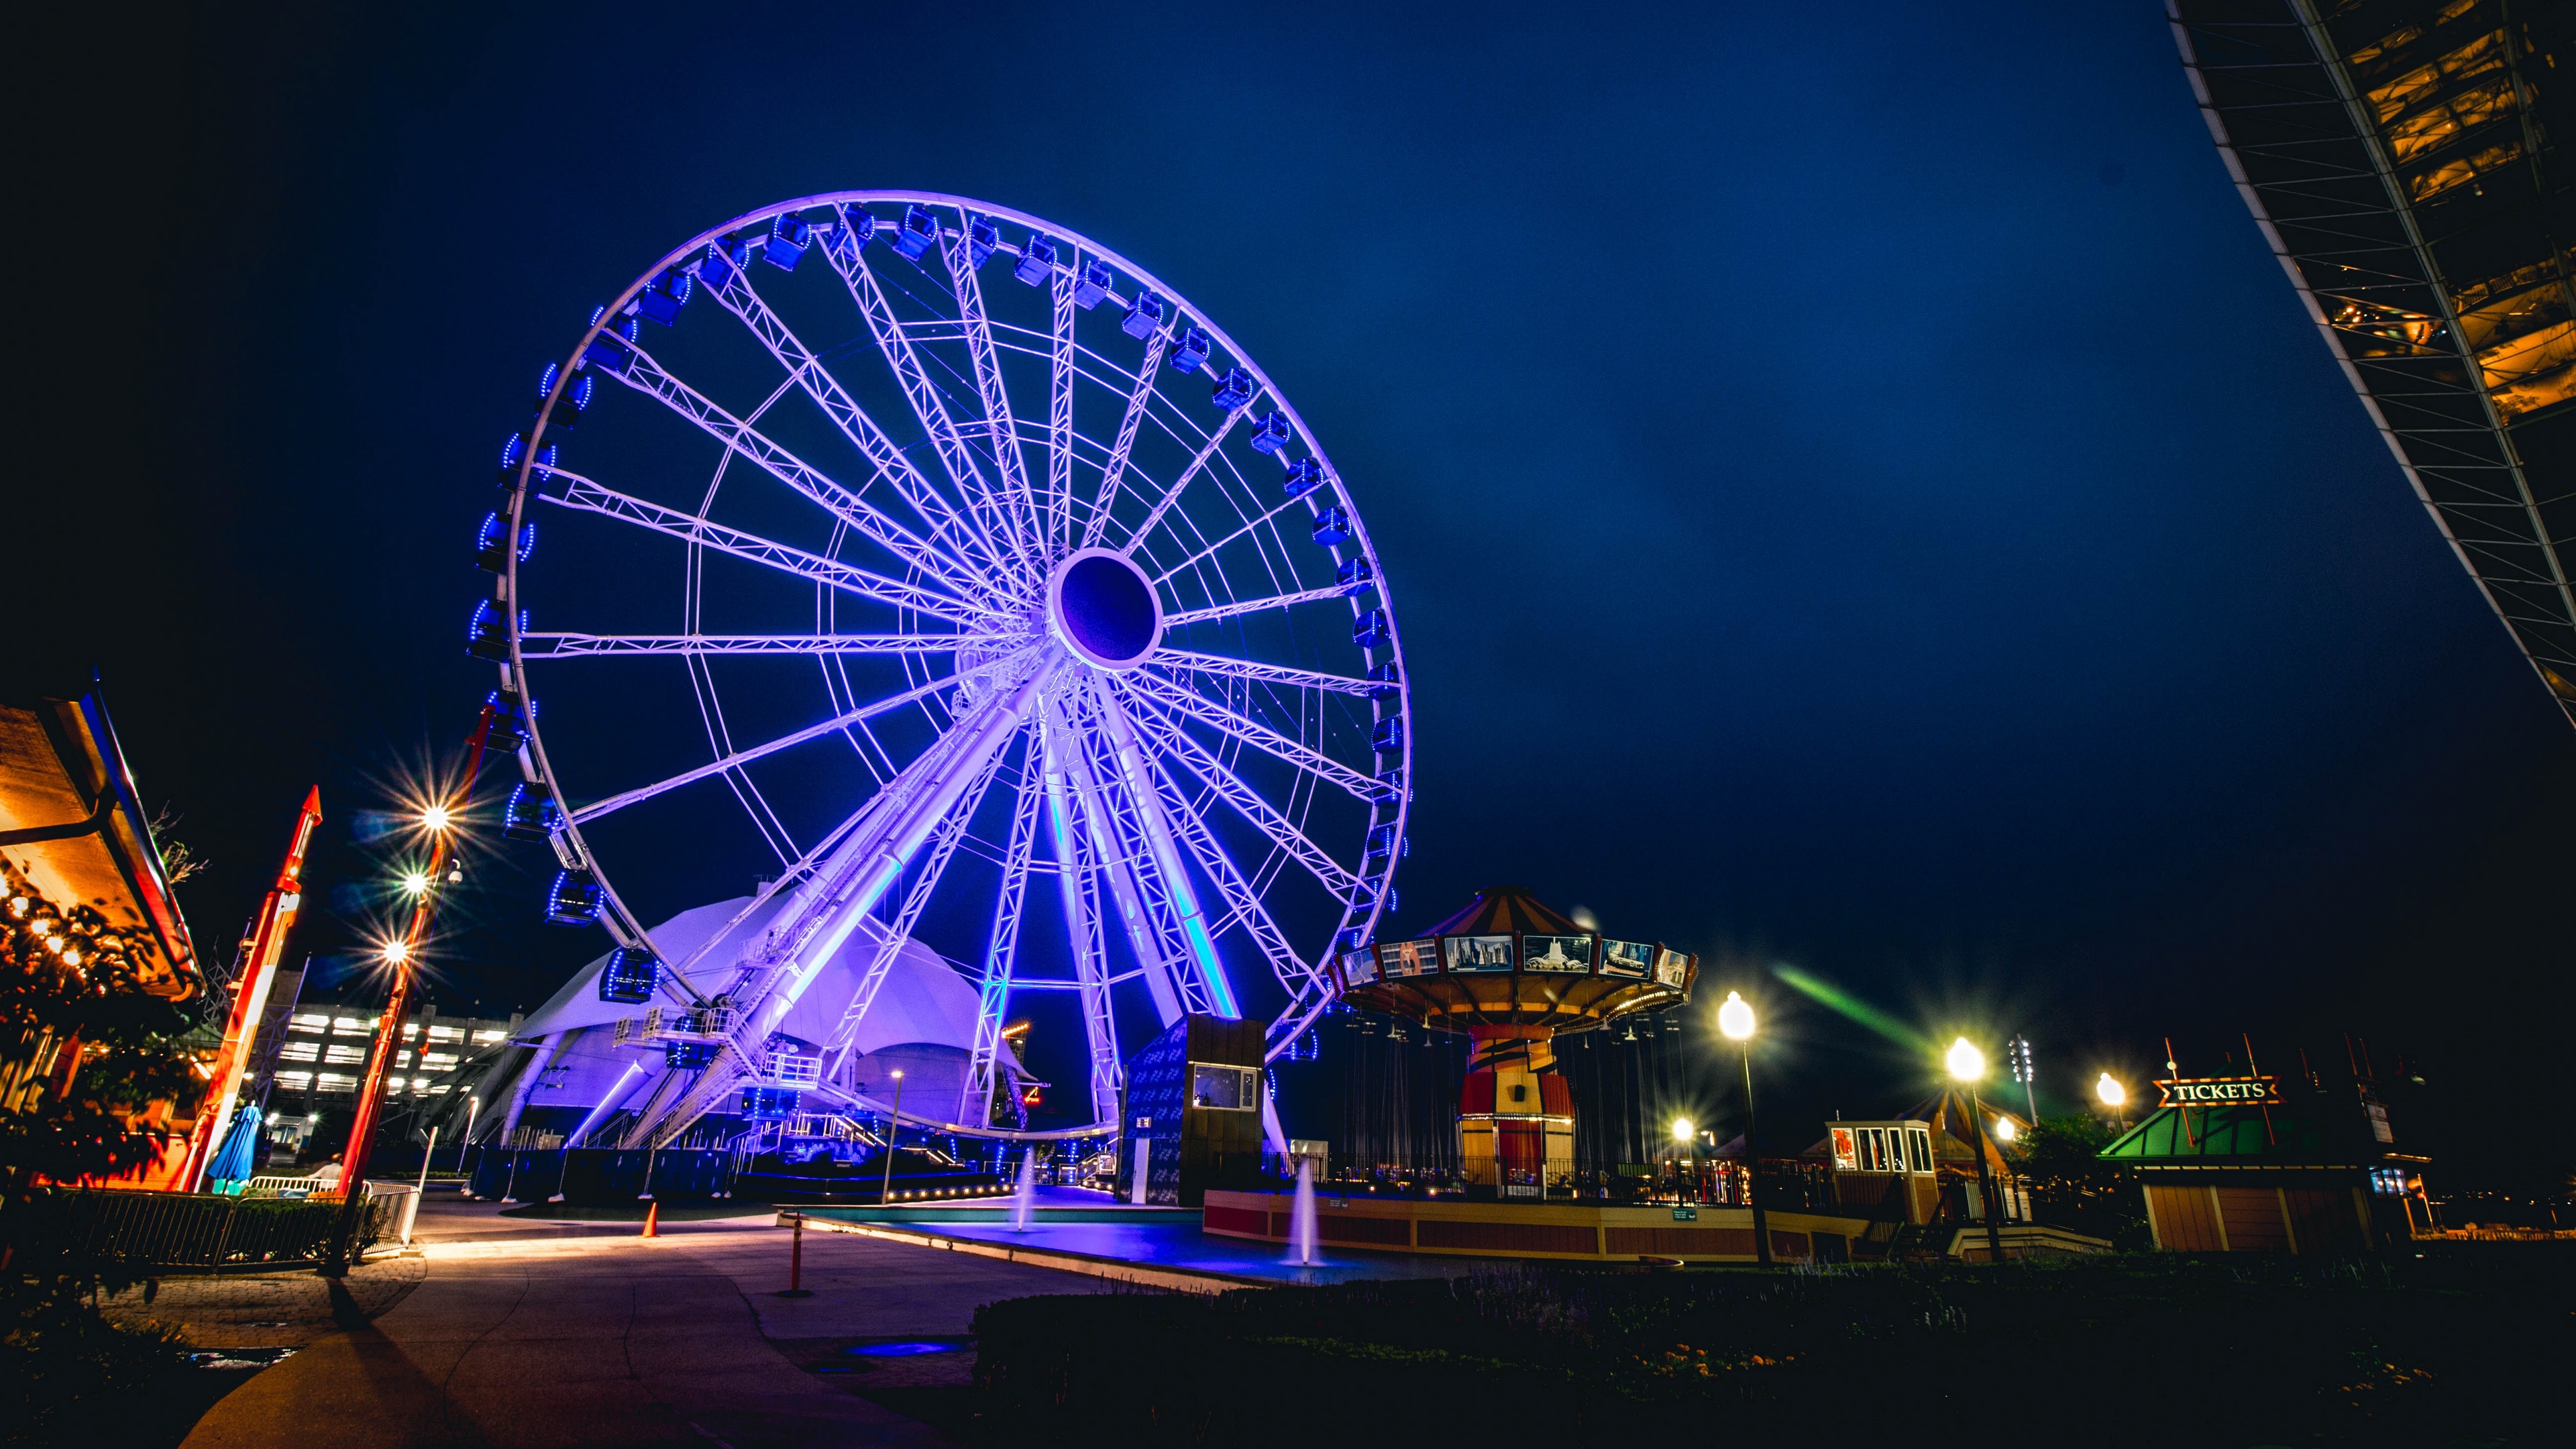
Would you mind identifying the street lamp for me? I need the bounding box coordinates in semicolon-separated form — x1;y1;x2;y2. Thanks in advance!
2096;1072;2127;1128
1948;1036;2006;1265
879;1069;908;1203
1717;991;1772;1266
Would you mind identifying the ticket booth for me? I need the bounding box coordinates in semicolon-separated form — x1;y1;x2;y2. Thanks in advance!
2100;1073;2402;1254
1827;1120;1939;1225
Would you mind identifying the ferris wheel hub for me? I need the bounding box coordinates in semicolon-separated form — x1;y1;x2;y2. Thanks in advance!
1046;547;1162;672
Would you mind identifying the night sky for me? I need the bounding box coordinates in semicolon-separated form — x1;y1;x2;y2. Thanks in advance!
19;3;2571;1188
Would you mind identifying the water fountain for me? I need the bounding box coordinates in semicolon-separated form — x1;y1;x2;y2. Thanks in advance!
1011;1150;1036;1232
1289;1157;1320;1267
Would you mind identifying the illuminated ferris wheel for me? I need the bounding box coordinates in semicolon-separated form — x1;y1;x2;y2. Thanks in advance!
474;192;1409;1142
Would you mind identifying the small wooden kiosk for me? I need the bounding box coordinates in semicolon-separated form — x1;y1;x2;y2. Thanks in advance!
2100;1073;2408;1254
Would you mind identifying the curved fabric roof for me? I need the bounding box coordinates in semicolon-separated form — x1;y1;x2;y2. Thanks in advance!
517;893;983;1060
2171;0;2576;728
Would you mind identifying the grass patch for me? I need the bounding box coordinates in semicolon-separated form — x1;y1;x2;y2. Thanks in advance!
967;1246;2567;1447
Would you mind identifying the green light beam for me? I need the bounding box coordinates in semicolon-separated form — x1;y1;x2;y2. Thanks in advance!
1769;965;1932;1054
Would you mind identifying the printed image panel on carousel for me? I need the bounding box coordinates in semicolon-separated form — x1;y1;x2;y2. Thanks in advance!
1339;948;1380;988
1520;934;1594;973
1378;939;1440;977
1600;940;1653;979
1444;934;1515;973
1653;949;1692;988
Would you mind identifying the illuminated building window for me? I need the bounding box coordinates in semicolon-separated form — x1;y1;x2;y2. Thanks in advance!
325;1044;366;1065
280;1042;320;1063
288;1014;329;1034
427;1025;464;1042
421;1052;460;1069
471;1030;506;1045
333;1018;369;1035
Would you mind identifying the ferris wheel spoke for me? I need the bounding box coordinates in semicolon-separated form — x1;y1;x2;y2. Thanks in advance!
1076;328;1171;551
1146;489;1324;590
522;632;974;659
1159;581;1368;631
1146;649;1378;697
697;261;1014;595
546;472;991;627
1092;678;1241;1020
1046;692;1197;1024
1114;671;1381;803
1039;714;1124;1120
1118;409;1249;559
566;647;1034;825
820;214;1038;587
820;739;1009;1080
1112;694;1314;1000
608;337;988;603
1046;268;1077;556
959;762;1041;1126
941;217;1044;564
1113;690;1362;898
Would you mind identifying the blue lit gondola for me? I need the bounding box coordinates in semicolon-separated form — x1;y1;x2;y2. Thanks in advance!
893;204;940;260
1210;366;1253;410
599;946;661;1005
1311;505;1352;547
765;214;812;270
545;869;604;927
1122;290;1165;339
1283;458;1325;498
1168;325;1212;374
1352;608;1391;649
1073;258;1114;309
1014;231;1057;285
1249;413;1291;453
501;783;560;841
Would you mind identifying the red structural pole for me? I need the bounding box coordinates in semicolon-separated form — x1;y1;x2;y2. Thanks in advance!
179;787;325;1193
321;706;495;1273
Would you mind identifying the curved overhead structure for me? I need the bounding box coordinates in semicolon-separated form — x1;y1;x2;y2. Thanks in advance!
2169;0;2575;727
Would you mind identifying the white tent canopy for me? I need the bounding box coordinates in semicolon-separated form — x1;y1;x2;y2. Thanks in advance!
490;894;1002;1124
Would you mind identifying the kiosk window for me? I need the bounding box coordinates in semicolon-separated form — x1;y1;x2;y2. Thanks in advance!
1191;1064;1258;1110
1907;1128;1932;1173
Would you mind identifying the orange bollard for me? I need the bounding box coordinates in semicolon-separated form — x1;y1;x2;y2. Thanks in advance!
776;1210;812;1297
640;1201;660;1238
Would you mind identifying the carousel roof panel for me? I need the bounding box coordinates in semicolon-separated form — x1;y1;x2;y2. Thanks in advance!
1415;885;1586;938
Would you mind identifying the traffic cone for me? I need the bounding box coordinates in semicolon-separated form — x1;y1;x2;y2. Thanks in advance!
641;1201;660;1238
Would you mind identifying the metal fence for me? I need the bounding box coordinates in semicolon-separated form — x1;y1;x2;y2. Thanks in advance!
52;1183;407;1270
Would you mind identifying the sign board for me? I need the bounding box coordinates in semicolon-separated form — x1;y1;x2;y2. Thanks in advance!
2155;1075;2282;1108
1671;1205;1697;1222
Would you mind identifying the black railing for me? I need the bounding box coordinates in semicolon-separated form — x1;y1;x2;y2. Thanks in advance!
44;1186;401;1271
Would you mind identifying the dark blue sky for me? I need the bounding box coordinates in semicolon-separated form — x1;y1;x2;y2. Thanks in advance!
21;3;2570;1180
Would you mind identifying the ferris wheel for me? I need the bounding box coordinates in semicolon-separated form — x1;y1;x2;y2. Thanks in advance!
475;192;1409;1144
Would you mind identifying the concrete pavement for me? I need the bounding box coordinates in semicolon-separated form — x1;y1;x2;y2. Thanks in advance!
164;1200;1118;1448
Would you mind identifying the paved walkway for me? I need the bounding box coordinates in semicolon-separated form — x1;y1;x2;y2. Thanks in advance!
158;1201;1117;1448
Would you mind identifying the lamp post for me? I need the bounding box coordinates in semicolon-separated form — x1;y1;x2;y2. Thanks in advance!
2096;1073;2127;1130
1948;1037;2006;1266
1669;1118;1691;1201
879;1069;906;1203
1717;991;1771;1267
458;1094;480;1173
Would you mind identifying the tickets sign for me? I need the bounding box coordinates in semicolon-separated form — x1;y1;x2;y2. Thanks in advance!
2155;1075;2282;1108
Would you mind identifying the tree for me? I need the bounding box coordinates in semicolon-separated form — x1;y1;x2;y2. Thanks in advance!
1;860;202;1300
2017;1114;2148;1246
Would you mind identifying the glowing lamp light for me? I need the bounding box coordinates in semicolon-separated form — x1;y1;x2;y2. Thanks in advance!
2096;1073;2127;1109
400;871;432;898
421;804;453;833
1670;1117;1694;1143
381;939;413;965
1717;991;1755;1042
1946;1037;1986;1083
1992;1117;2017;1144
